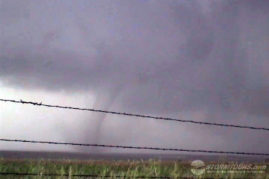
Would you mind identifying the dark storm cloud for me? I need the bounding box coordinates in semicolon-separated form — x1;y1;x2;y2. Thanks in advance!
0;0;269;152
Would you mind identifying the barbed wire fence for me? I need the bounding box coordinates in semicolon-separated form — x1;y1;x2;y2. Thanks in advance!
1;98;269;131
1;138;268;156
0;98;268;156
1;98;269;177
0;172;171;178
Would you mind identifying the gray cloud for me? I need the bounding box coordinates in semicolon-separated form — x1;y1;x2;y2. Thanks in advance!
0;0;269;153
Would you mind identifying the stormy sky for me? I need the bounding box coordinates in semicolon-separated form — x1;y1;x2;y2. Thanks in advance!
0;0;268;154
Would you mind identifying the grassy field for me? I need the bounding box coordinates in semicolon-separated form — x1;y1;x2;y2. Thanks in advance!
0;158;268;178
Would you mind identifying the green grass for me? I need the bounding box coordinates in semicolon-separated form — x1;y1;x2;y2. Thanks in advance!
0;158;268;178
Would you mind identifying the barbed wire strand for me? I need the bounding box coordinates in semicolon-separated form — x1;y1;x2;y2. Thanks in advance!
0;98;268;131
1;138;269;156
0;172;171;178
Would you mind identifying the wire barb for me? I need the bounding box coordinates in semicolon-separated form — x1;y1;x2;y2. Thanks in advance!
0;98;269;131
1;138;269;156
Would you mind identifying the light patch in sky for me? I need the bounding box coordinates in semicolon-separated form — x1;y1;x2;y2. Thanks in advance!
0;84;95;151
